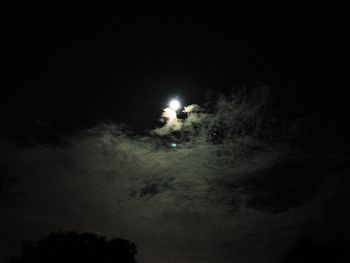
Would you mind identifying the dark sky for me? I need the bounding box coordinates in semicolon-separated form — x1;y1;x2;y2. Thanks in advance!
0;3;348;263
0;4;346;132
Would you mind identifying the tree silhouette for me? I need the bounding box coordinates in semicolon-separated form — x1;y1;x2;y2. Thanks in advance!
9;231;137;263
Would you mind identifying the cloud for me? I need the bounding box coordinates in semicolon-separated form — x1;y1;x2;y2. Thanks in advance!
0;85;346;263
152;107;183;135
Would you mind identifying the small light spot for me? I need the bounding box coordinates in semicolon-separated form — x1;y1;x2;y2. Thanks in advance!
170;143;177;148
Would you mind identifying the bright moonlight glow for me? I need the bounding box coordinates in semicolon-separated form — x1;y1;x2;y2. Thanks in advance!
169;99;181;111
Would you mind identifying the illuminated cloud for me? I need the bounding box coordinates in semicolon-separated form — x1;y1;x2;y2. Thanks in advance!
153;103;204;135
183;104;200;113
0;85;343;263
153;107;183;135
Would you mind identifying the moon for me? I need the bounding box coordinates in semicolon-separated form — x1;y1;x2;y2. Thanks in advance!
169;99;181;111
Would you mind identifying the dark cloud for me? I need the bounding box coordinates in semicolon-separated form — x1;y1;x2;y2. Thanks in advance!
0;86;347;262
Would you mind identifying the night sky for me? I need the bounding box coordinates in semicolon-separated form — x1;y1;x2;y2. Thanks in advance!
0;3;348;263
